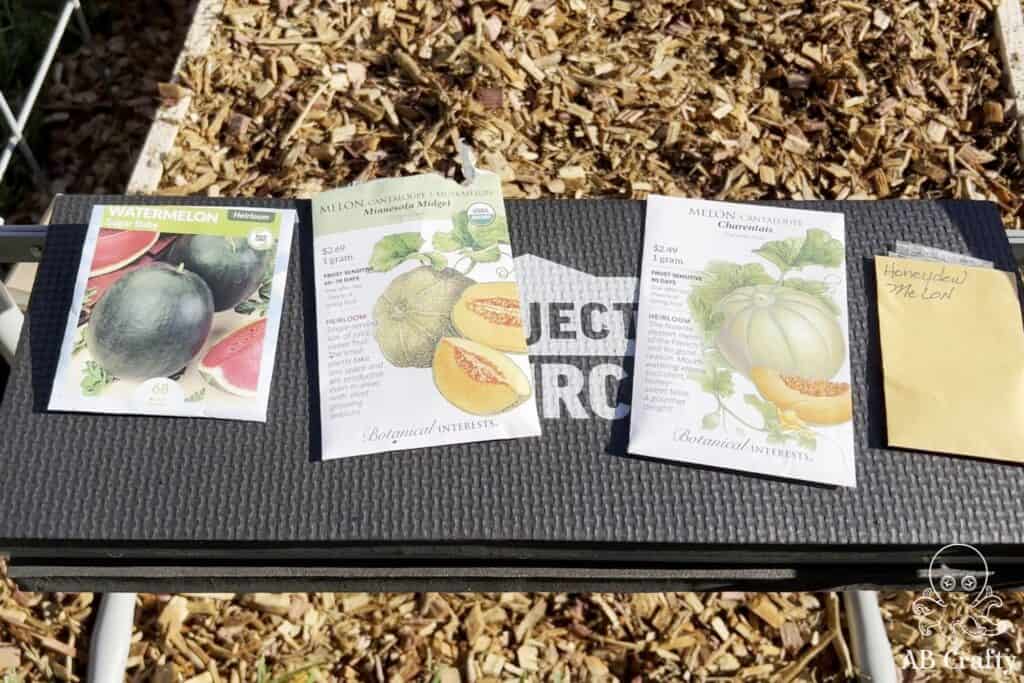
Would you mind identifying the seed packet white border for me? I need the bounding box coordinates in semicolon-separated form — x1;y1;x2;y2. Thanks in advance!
628;196;856;487
48;205;296;422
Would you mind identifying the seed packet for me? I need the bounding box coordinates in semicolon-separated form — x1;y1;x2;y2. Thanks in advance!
311;172;541;459
876;255;1024;463
48;205;296;421
628;196;856;487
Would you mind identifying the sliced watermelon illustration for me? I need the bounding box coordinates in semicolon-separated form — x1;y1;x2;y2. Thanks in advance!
90;228;160;276
199;317;267;398
83;254;156;316
148;234;179;257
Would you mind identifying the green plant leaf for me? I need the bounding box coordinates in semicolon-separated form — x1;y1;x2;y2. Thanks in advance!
73;329;88;355
81;361;116;396
437;212;510;253
235;298;268;316
690;364;734;399
703;348;733;372
432;229;466;252
797;431;817;450
257;277;273;301
743;393;779;425
701;411;720;430
433;211;477;253
452;210;475;243
780;278;840;315
688;261;775;330
794;228;844;268
419;251;448;270
754;236;803;272
467;244;501;264
369;232;424;271
468;215;510;249
687;292;720;337
755;228;844;273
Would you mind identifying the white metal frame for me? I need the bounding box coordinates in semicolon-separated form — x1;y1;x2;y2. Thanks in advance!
0;0;91;188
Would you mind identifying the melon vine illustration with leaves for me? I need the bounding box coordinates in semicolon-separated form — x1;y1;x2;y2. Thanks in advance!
687;228;853;449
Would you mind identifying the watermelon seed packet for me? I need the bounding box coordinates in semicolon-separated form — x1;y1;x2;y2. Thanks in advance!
49;205;296;421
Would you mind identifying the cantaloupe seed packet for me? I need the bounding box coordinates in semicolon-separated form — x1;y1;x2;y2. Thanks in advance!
49;205;296;421
628;196;855;487
311;172;541;459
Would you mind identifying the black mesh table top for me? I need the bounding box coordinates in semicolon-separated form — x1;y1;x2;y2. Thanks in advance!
2;194;1023;592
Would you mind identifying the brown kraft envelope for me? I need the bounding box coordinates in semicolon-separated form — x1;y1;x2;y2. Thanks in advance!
875;255;1024;463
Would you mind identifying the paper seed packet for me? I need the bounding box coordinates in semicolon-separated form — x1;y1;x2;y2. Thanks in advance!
311;172;541;459
628;196;855;487
49;205;296;421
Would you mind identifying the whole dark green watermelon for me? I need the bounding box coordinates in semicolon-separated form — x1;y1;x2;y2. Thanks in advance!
164;235;272;311
85;263;214;379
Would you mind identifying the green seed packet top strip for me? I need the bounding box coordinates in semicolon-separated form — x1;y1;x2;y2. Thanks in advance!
48;205;296;422
311;172;542;459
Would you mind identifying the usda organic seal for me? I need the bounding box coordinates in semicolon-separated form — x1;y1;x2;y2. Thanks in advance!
466;202;496;227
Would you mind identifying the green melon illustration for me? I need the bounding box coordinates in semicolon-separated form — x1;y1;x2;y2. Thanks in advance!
713;284;845;380
372;266;473;367
164;235;272;311
85;263;214;379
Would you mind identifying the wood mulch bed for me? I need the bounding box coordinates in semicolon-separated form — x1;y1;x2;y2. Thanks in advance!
1;558;859;681
2;0;192;222
155;0;1023;229
4;553;1024;682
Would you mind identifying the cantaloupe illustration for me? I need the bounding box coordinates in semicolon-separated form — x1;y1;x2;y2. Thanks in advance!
452;281;528;353
372;266;473;368
433;337;531;415
751;366;852;425
713;284;845;380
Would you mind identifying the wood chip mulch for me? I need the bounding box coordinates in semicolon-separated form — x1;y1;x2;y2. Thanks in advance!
880;590;1024;681
1;558;857;682
156;0;1023;228
3;0;192;223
